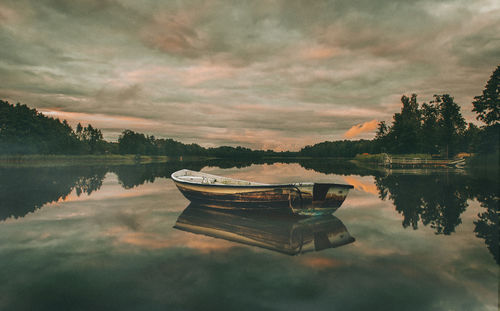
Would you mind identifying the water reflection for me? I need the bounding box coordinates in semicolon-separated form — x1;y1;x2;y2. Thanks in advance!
375;172;499;264
0;162;203;220
375;173;469;234
0;166;107;220
0;160;497;263
174;204;355;255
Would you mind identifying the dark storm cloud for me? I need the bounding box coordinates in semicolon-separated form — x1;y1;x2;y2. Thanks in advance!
0;0;498;149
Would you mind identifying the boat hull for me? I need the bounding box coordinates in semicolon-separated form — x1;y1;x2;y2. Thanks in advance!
173;179;352;215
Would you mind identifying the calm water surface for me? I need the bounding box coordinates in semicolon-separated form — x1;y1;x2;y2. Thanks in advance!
0;161;498;310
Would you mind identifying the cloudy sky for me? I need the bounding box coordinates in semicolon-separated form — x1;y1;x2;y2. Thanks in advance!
1;0;498;150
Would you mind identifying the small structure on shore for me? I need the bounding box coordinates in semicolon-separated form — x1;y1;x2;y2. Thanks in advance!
381;153;466;168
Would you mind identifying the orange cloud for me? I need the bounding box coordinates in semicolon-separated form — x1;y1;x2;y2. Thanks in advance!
108;227;235;252
344;119;378;139
301;257;342;268
343;176;379;195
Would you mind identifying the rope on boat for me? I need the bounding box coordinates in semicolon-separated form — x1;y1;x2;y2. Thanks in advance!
289;185;304;210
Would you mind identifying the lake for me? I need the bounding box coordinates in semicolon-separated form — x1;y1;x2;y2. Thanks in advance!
0;160;498;310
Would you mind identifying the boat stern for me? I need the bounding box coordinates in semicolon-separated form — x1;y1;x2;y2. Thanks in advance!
290;183;353;215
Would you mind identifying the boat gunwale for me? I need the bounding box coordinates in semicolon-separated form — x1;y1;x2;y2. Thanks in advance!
171;170;354;189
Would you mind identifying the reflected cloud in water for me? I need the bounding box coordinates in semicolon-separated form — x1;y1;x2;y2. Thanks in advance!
0;159;497;263
0;160;497;310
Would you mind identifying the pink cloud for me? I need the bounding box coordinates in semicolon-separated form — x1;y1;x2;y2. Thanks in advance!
299;45;338;60
182;63;237;86
140;6;212;57
0;4;22;24
200;127;313;151
39;109;160;130
344;119;378;139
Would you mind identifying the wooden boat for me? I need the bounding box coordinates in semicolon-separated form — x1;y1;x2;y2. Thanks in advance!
174;204;355;255
171;169;354;215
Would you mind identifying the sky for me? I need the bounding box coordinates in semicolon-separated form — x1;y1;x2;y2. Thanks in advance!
0;0;499;151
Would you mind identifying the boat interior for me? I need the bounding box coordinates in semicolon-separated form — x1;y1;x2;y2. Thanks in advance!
172;169;268;186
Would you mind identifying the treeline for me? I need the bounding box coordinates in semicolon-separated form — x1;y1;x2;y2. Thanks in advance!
1;66;498;158
300;139;377;157
374;94;470;156
0;101;81;154
301;65;499;158
116;129;295;158
0;100;288;158
0;100;116;155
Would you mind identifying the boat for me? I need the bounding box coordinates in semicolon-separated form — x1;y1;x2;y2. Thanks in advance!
174;204;355;255
171;169;354;215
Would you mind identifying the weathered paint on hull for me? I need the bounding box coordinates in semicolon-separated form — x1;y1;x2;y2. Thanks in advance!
173;180;350;214
174;182;291;208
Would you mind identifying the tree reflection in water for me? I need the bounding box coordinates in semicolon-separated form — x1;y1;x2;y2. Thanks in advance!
0;161;204;220
0;160;497;263
0;166;108;221
472;182;499;264
375;173;469;234
375;171;498;264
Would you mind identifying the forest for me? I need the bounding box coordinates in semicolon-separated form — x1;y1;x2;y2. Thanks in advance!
0;66;498;159
302;66;499;158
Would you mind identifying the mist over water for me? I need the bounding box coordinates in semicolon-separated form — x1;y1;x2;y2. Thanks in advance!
0;161;498;310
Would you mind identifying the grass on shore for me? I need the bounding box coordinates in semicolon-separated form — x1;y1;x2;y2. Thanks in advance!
0;154;175;167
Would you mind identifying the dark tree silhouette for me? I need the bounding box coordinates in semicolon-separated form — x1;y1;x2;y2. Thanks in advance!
375;173;469;234
0;100;82;154
472;65;500;126
474;206;499;264
0;166;107;220
118;130;156;155
76;123;105;153
300;140;377;157
470;66;500;155
432;94;466;158
420;102;440;154
389;94;422;154
471;178;499;264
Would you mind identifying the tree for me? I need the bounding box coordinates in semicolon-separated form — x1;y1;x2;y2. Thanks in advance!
461;123;480;153
472;66;500;155
472;66;500;126
420;102;440;154
388;94;421;153
118;130;157;155
432;94;466;157
375;121;389;153
375;121;388;139
75;123;104;153
0;100;81;154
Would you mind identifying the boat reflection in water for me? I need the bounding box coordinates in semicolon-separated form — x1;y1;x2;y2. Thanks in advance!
174;204;355;255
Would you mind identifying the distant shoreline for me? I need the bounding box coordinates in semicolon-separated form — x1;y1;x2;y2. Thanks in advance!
0;154;178;167
0;153;496;174
0;154;361;168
